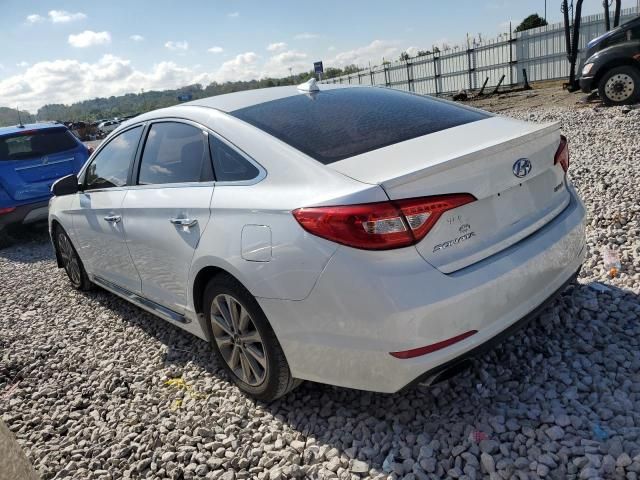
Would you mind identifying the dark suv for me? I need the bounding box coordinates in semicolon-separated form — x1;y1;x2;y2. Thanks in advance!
580;16;640;105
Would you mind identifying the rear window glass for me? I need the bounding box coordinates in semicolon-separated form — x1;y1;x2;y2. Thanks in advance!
231;87;489;164
0;128;78;161
209;136;259;182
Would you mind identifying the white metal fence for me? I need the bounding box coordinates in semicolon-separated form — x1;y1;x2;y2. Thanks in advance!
321;7;639;95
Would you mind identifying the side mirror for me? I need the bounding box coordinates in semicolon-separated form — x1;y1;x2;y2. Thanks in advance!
52;174;79;196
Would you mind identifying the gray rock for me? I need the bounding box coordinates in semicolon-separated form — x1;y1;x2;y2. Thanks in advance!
481;453;495;473
350;460;368;473
617;453;633;468
479;440;499;454
546;426;565;441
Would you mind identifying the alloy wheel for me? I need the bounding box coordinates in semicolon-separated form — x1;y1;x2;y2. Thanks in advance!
210;294;267;386
58;233;81;286
604;74;635;103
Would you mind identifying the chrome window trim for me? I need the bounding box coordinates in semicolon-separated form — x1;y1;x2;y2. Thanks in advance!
136;116;267;187
208;130;267;187
80;123;145;193
81;116;267;193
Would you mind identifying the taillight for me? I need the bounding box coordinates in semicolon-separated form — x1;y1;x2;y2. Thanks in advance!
0;207;16;215
292;193;475;250
554;135;569;172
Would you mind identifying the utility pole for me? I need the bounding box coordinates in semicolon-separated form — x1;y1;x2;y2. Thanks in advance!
544;0;547;22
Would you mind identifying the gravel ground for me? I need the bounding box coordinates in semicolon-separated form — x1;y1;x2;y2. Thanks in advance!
1;101;640;480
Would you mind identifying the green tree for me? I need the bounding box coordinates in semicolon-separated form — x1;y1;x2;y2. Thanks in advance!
399;51;410;61
515;13;548;32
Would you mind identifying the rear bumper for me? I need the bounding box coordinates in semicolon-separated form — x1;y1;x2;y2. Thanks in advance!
258;186;586;393
0;200;49;231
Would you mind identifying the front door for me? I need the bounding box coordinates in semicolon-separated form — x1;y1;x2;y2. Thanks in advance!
72;125;143;293
122;121;214;313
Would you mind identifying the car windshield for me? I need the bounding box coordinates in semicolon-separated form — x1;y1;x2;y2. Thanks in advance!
230;87;489;164
0;128;78;161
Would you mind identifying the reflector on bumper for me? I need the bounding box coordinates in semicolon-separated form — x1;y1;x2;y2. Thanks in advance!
390;330;478;359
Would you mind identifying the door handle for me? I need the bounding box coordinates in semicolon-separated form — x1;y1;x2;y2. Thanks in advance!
170;217;198;227
103;214;122;223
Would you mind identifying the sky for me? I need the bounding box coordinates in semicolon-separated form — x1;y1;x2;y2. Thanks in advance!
1;0;638;112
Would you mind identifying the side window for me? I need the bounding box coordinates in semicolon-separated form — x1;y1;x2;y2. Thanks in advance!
138;122;211;185
84;126;142;190
209;136;259;182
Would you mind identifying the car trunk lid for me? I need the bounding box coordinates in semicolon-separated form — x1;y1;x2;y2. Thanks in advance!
329;116;570;273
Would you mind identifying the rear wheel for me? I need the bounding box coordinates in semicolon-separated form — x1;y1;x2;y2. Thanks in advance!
55;228;92;290
203;275;299;402
598;66;640;106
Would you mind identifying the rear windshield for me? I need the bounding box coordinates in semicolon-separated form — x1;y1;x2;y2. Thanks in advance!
231;87;489;164
0;128;79;161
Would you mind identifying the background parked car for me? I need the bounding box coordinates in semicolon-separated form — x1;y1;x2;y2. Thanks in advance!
0;123;90;232
97;120;120;133
580;15;640;105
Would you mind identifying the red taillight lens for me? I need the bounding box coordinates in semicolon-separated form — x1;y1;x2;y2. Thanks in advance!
554;135;569;172
0;207;16;215
292;193;475;250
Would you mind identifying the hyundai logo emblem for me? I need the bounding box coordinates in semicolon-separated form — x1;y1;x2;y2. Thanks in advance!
513;158;532;178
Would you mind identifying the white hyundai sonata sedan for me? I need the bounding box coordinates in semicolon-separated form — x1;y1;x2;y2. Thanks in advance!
49;81;586;401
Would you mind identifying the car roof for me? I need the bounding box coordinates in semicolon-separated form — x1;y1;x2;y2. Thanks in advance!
184;83;354;113
0;122;66;136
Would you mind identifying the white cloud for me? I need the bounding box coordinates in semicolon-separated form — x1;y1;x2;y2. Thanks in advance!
263;50;308;78
48;10;86;23
165;40;189;51
17;61;30;68
295;33;319;40
0;55;214;112
68;30;111;48
330;40;400;67
267;42;287;52
215;52;260;82
328;46;336;51
26;14;44;24
228;11;240;17
0;46;324;112
406;46;419;56
130;34;145;42
208;46;224;54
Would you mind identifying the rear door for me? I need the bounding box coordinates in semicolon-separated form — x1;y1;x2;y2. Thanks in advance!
0;127;87;202
122;120;214;313
72;125;143;293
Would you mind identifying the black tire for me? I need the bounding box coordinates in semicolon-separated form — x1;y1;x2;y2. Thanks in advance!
54;226;92;291
203;274;299;402
598;65;640;106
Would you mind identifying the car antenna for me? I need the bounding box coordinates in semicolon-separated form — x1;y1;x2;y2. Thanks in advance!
297;78;319;92
17;106;25;128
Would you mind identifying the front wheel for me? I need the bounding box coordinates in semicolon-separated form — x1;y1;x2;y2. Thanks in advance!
203;275;300;402
55;228;92;290
598;66;640;106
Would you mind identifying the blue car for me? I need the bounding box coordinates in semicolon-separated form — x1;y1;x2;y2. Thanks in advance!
0;123;90;232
